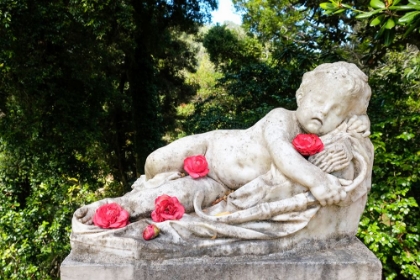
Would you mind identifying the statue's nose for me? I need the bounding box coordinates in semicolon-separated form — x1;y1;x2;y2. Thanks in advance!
320;103;332;116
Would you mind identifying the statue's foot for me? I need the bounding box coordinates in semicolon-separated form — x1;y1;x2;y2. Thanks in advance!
74;205;97;225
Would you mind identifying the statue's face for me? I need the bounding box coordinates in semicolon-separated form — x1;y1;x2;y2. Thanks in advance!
296;80;354;135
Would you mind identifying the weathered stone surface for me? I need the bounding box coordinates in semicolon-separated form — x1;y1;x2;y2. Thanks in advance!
61;238;381;280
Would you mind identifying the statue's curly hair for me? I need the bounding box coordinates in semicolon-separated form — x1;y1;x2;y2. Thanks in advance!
296;62;371;115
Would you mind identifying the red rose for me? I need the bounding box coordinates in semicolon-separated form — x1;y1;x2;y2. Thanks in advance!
183;155;209;178
292;134;324;156
143;224;160;240
151;195;185;222
93;203;130;229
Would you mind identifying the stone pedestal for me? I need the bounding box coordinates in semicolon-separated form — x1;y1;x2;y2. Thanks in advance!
61;238;381;280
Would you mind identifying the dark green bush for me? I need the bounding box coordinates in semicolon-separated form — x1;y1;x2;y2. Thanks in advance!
358;50;420;280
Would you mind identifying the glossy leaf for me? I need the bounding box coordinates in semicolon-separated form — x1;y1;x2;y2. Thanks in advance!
320;2;336;10
370;0;386;9
333;8;346;14
385;18;396;29
389;4;420;10
370;15;385;26
403;16;420;36
391;0;402;5
408;0;420;5
398;11;420;23
356;10;381;18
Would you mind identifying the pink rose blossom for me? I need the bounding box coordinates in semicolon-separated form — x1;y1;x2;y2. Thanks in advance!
151;195;185;222
93;203;130;229
183;155;209;178
292;134;324;156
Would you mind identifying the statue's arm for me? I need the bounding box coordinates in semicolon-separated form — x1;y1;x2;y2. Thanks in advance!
262;110;346;206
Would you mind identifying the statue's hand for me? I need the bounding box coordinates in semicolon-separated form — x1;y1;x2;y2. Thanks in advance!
74;204;97;225
310;174;346;206
347;115;370;138
309;140;353;173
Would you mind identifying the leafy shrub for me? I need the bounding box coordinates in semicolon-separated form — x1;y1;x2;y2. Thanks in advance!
358;49;420;280
0;177;106;279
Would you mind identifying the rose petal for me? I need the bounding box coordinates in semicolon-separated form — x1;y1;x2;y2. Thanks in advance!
155;194;171;205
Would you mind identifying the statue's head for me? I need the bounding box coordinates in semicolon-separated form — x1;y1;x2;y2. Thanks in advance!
295;62;371;135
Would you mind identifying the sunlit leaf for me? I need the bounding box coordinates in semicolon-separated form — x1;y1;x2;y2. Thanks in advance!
389;4;420;10
370;15;385;26
408;0;420;5
385;18;396;29
370;0;386;9
356;10;382;19
398;11;420;23
320;2;336;10
391;0;402;5
333;8;346;14
403;16;420;36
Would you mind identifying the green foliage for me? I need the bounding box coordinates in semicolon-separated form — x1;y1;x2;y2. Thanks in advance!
0;0;217;185
233;0;318;44
191;24;346;134
0;0;217;278
320;0;420;48
358;49;420;280
0;178;103;279
203;24;262;71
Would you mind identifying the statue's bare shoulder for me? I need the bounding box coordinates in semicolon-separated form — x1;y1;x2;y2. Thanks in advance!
249;108;300;144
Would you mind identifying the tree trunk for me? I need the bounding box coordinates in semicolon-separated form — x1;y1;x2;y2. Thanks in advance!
127;42;162;176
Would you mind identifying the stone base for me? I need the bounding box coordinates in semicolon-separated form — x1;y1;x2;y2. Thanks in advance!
61;238;381;280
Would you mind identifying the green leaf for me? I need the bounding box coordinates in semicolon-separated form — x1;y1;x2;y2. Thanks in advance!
389;4;420;10
371;0;386;9
398;11;420;24
370;15;385;26
375;22;387;39
391;0;402;5
403;16;420;36
341;4;353;9
333;8;346;14
385;18;396;29
356;10;382;19
384;29;395;45
411;4;420;9
396;132;415;140
320;2;336;10
408;0;420;5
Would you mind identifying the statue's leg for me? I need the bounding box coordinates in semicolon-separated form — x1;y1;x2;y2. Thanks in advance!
74;177;227;225
116;176;229;220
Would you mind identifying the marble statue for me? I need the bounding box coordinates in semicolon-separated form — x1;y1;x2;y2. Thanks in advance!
69;61;374;260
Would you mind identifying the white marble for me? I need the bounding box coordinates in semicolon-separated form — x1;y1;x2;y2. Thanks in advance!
70;61;374;257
